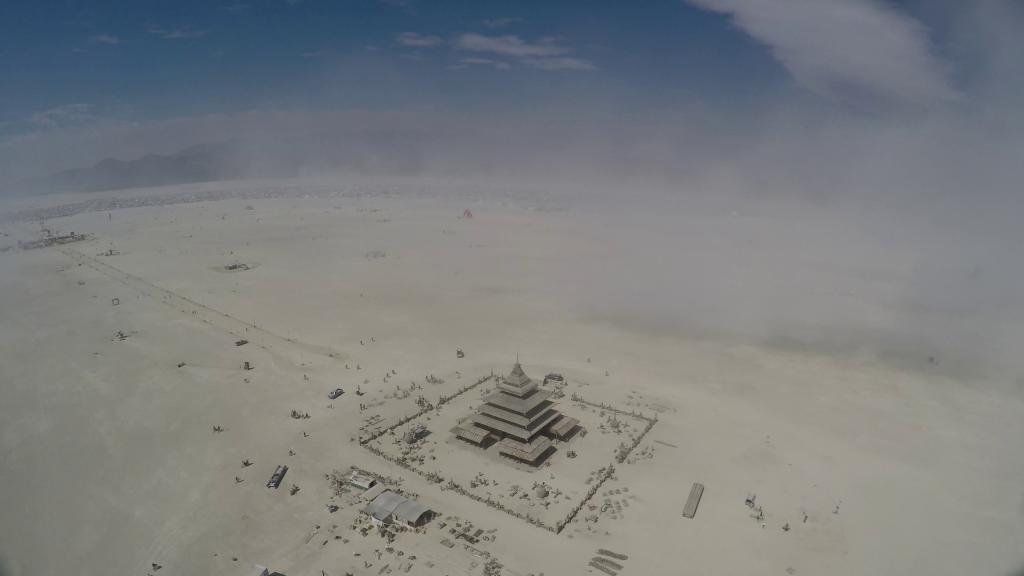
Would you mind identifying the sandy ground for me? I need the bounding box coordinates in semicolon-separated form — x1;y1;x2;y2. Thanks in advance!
0;181;1022;576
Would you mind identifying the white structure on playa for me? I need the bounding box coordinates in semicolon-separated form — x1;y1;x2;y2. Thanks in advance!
363;490;434;527
347;470;377;491
453;361;579;465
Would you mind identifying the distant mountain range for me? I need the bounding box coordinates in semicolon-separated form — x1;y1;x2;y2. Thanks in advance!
30;131;448;194
39;139;282;193
23;124;653;195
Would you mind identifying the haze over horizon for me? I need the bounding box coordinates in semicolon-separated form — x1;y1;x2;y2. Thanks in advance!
2;1;1020;189
3;1;1024;381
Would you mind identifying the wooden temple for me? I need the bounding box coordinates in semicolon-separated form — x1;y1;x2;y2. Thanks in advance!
454;361;578;465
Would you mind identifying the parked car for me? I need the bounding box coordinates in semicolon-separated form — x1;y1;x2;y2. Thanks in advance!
266;465;288;489
328;388;344;399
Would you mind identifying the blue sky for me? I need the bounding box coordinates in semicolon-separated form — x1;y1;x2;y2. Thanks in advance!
2;0;1021;186
1;0;942;133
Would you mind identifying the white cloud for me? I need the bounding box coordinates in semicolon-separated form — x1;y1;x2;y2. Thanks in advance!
458;57;512;70
482;17;524;29
521;56;595;71
89;34;120;45
456;33;566;57
148;27;208;40
29;103;95;128
684;0;958;105
395;32;443;48
454;33;595;71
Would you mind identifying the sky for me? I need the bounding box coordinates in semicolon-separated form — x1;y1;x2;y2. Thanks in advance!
1;2;1013;141
0;1;1021;188
0;0;786;134
2;1;1024;378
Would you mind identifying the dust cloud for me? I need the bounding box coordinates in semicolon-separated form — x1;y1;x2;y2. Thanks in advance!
2;2;1022;383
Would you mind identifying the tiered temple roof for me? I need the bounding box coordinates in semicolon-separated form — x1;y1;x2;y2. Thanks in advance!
498;362;537;394
477;402;554;427
481;388;552;413
471;410;562;441
453;361;577;465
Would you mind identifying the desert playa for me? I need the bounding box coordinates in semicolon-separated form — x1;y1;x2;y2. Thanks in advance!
0;180;1022;576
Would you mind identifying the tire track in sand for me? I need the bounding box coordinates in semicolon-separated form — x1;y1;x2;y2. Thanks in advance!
58;245;349;367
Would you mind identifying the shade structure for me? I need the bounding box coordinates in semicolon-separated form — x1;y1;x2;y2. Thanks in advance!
498;436;553;464
454;425;492;445
548;415;579;440
363;490;434;526
393;499;433;526
363;490;406;522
